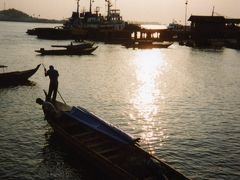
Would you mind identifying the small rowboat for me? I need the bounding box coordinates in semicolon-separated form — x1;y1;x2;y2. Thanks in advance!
36;97;190;180
0;64;40;86
35;46;98;56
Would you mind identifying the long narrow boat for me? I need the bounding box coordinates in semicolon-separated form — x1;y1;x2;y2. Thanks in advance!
51;42;95;50
124;41;173;49
0;64;41;86
35;46;98;56
36;97;190;180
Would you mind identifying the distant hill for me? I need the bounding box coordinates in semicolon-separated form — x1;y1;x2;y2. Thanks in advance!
0;8;64;23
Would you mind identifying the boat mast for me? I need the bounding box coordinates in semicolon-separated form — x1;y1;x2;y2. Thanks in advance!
89;0;93;13
106;0;112;20
184;0;188;32
76;0;80;16
212;6;215;16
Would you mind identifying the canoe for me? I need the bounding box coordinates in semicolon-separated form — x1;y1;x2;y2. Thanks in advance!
0;64;40;86
36;98;190;180
35;46;98;56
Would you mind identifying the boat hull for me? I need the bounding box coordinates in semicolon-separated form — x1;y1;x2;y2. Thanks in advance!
35;46;98;56
36;28;75;40
37;99;190;180
0;64;40;86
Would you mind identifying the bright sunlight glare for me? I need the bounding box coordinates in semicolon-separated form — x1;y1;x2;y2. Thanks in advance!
130;50;165;121
129;50;168;149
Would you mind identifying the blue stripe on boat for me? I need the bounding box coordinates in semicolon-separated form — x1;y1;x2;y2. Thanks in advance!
64;106;136;144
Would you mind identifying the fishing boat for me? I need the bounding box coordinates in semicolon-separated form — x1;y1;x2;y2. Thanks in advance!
51;41;95;50
0;64;40;86
26;0;137;42
35;45;98;56
36;97;190;180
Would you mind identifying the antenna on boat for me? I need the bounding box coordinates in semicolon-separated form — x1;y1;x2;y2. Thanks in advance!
106;0;112;20
184;0;188;32
212;6;215;16
3;1;6;10
89;0;94;13
76;0;80;15
95;6;100;14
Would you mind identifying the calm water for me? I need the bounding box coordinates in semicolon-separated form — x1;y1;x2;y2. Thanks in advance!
0;21;240;180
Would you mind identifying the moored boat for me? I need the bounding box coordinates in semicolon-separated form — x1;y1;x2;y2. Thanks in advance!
51;41;94;50
36;97;190;180
35;46;98;56
0;64;40;86
124;40;173;49
26;0;137;42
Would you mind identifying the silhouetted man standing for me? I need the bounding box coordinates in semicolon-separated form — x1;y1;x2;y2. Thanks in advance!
44;65;59;101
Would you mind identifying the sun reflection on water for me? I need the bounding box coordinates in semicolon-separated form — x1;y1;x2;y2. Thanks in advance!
130;50;165;121
129;50;168;150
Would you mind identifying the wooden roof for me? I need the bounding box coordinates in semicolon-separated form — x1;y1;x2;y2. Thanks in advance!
188;15;225;23
225;18;240;24
189;15;240;24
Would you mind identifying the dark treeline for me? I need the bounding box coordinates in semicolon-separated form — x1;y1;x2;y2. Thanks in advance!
0;8;64;24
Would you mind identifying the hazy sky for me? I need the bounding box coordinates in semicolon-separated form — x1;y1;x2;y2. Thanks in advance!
1;0;240;24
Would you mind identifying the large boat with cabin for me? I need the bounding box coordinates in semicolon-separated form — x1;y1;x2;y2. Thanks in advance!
27;0;139;42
